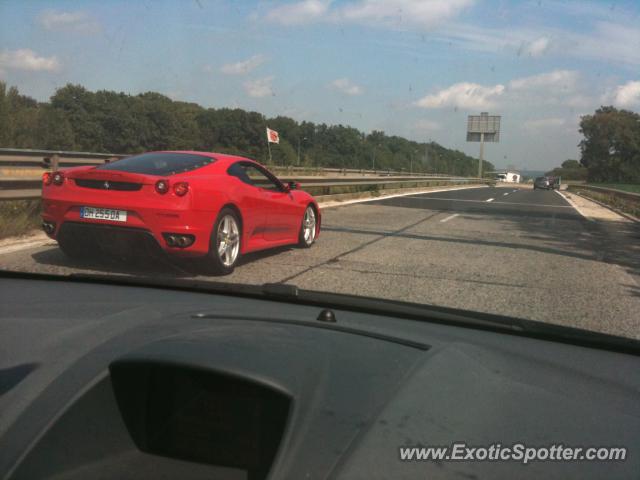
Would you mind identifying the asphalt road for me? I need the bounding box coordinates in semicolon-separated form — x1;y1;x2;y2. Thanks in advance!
2;185;639;338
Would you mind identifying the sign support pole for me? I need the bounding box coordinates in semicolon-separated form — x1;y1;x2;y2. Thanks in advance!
478;132;485;179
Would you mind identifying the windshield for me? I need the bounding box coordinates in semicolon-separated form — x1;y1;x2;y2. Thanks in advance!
1;0;639;343
98;152;214;176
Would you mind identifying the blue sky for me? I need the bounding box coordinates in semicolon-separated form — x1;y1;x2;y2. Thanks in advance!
1;0;640;170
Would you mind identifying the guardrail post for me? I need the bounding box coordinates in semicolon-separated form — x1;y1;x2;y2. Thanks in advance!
51;154;59;171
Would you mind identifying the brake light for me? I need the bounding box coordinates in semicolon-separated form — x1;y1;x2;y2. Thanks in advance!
43;172;52;186
52;172;64;185
155;179;169;194
173;182;189;197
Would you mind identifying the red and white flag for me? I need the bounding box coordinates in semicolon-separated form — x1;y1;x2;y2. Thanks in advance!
266;127;280;144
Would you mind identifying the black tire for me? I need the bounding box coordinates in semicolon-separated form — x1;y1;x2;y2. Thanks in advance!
205;208;241;275
298;204;318;248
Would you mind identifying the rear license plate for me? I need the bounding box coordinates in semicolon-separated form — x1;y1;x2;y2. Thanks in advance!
80;206;127;222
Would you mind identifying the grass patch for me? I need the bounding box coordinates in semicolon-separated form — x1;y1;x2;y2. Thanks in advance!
589;184;640;194
0;199;42;240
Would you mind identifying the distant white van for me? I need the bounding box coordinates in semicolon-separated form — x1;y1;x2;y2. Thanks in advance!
495;171;521;183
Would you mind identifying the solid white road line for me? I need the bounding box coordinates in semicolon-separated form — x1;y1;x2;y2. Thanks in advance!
554;190;594;221
319;185;488;209
486;198;495;202
397;196;574;208
439;213;459;223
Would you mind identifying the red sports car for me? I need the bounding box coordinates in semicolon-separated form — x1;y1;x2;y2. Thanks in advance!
41;151;321;274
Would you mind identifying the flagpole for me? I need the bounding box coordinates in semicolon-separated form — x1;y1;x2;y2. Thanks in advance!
265;127;272;165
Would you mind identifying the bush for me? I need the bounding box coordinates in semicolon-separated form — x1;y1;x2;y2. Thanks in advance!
0;200;42;239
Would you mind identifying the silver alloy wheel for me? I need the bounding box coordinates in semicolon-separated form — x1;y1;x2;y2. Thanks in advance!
303;206;316;245
217;214;240;267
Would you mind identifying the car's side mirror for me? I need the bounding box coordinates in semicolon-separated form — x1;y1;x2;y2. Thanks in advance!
287;181;300;191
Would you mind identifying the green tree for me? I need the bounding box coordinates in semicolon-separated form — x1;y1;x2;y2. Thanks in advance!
561;159;581;169
579;106;640;183
0;82;494;176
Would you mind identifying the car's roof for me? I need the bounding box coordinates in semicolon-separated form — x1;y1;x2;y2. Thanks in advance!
152;151;260;167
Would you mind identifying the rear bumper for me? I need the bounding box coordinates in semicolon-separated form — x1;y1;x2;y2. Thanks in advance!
57;222;168;258
42;198;214;257
42;180;217;257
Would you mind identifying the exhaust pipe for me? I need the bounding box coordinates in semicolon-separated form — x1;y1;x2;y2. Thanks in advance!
42;221;55;235
162;233;195;248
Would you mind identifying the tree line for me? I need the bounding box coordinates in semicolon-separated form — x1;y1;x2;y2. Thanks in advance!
0;82;493;175
545;159;588;181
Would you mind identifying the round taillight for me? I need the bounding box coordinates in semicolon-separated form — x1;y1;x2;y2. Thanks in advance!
52;172;64;185
173;182;189;197
43;172;52;186
155;179;169;194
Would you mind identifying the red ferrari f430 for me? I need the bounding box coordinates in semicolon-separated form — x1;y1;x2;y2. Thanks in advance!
41;151;321;274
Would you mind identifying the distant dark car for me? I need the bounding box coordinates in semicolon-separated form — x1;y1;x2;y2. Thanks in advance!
533;176;558;190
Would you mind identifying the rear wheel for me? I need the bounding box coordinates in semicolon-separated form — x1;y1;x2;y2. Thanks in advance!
298;205;317;248
206;208;241;275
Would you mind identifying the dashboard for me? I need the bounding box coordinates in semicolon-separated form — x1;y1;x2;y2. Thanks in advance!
1;275;639;479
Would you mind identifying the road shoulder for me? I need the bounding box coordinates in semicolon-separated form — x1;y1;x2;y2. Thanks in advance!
555;190;628;222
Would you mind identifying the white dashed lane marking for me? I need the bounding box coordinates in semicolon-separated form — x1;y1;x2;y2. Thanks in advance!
439;213;460;223
486;198;495;202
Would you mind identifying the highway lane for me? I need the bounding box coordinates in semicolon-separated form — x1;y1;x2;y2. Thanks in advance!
1;186;639;339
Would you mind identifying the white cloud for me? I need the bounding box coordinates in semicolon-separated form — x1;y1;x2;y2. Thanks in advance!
523;36;550;57
264;0;474;29
604;80;640;108
414;70;591;113
0;49;60;72
265;0;331;25
563;94;594;109
523;118;566;131
244;76;274;98
509;70;578;91
337;0;475;29
415;82;505;109
220;55;266;75
329;78;363;95
38;10;99;33
566;22;640;67
506;70;595;109
447;21;640;67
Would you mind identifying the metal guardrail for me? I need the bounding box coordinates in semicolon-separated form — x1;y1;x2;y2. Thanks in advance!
568;184;640;200
567;184;640;219
0;148;454;176
0;148;479;201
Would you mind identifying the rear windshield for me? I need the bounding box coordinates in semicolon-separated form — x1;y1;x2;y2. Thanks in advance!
97;152;214;176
